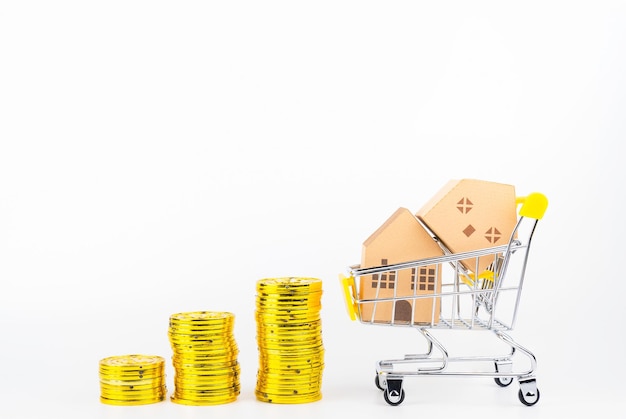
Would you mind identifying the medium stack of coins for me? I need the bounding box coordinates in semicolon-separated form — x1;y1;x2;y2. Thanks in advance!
98;354;167;405
255;277;324;403
168;311;240;405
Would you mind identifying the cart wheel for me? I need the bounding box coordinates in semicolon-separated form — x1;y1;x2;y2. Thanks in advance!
383;388;405;406
375;375;384;391
518;388;540;406
494;377;514;387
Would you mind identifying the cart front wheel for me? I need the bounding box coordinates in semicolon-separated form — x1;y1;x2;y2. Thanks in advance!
494;377;514;387
518;388;540;406
375;375;384;391
383;388;405;406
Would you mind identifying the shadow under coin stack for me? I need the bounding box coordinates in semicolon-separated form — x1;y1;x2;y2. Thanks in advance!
255;277;324;403
168;311;240;405
98;354;167;405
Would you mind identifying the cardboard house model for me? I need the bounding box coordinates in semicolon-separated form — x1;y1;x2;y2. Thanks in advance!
415;179;518;273
357;179;518;325
359;207;444;325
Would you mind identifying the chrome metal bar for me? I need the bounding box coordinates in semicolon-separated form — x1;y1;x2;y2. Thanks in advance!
391;268;398;325
404;327;434;360
495;331;537;377
370;269;381;323
356;286;519;304
510;219;539;329
351;244;525;277
431;263;439;326
417;329;448;372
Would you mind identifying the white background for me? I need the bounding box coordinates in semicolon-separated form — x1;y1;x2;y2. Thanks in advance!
1;1;625;418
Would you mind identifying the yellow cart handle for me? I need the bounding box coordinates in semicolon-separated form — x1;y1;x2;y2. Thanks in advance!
516;192;548;220
340;274;358;321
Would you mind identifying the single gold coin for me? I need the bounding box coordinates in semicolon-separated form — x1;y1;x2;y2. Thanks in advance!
99;354;165;370
100;395;166;406
256;277;323;293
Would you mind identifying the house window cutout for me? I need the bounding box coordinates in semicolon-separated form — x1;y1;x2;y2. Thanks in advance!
411;267;436;292
457;197;473;214
463;224;476;237
371;258;395;289
484;227;502;243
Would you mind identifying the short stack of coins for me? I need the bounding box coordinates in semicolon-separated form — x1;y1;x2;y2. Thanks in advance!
168;311;240;405
255;277;324;403
98;354;167;406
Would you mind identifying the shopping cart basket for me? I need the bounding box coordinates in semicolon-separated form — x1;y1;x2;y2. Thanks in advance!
340;193;548;406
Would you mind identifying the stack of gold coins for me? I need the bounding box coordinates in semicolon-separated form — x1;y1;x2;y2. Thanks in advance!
168;311;240;405
98;354;167;405
255;277;324;404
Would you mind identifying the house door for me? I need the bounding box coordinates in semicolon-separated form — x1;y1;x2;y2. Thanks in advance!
394;300;412;323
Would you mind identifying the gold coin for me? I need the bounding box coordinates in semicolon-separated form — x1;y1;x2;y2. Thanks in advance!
256;383;322;393
255;307;320;315
100;389;166;400
174;382;238;391
174;383;239;392
257;323;322;333
174;376;239;385
255;315;321;325
174;361;240;371
175;368;240;377
256;294;320;302
168;333;236;342
257;376;322;387
258;369;324;378
256;298;321;306
172;387;240;398
99;388;167;398
100;395;166;406
256;295;322;304
257;341;323;350
257;277;322;292
172;357;239;368
99;381;166;391
256;389;321;398
169;325;234;334
258;362;324;372
99;354;164;369
170;311;234;322
258;335;323;344
258;361;324;370
170;345;238;354
172;355;239;366
99;376;165;385
170;395;238;406
255;307;322;316
173;386;240;396
254;390;322;404
99;373;164;382
98;370;165;378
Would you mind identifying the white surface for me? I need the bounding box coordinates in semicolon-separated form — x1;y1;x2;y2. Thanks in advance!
1;1;625;417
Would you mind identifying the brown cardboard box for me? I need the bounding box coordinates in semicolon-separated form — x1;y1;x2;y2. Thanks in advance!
415;179;517;273
359;207;444;325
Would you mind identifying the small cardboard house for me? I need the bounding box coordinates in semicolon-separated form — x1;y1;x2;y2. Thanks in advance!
415;179;517;273
359;207;444;325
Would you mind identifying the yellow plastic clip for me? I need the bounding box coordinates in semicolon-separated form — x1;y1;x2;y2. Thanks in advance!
462;270;495;288
340;274;358;321
516;192;548;220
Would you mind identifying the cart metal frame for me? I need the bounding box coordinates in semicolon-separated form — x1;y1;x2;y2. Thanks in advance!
341;193;548;406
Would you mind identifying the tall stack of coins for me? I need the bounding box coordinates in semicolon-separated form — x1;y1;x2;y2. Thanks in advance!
168;311;240;405
98;354;167;405
255;277;324;403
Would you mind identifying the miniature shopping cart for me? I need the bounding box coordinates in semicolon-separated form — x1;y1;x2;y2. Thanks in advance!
340;193;548;406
